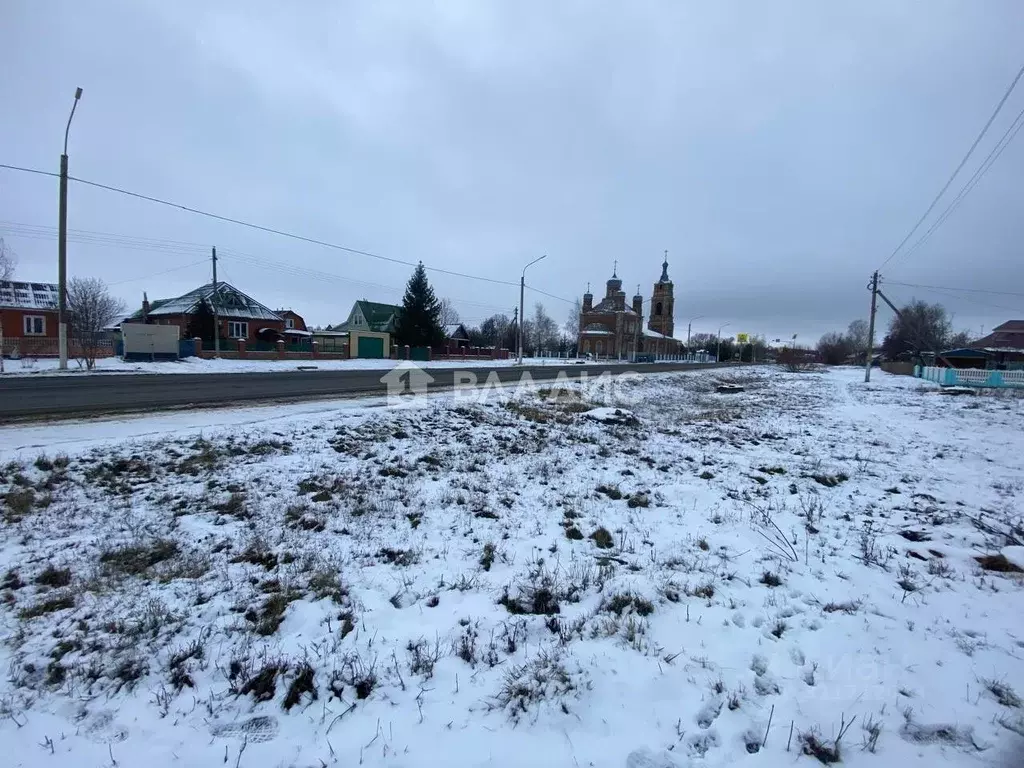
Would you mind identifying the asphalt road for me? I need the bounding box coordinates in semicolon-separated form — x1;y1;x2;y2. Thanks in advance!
0;362;743;420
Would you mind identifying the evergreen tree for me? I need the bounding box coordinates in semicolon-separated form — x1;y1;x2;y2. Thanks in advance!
186;298;217;342
396;263;444;347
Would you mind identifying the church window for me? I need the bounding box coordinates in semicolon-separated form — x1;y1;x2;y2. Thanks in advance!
655;302;663;316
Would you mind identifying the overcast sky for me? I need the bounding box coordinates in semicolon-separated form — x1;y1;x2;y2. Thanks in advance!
2;1;1023;342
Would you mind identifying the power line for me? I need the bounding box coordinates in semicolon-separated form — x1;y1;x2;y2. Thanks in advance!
524;283;575;305
886;281;1024;316
0;218;515;316
2;221;211;251
108;259;209;286
884;280;1024;298
0;162;520;287
219;249;512;314
0;222;210;258
879;59;1024;270
0;163;59;179
894;103;1024;266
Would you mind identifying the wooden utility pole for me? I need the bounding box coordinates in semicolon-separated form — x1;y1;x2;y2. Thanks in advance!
212;246;220;358
864;271;878;382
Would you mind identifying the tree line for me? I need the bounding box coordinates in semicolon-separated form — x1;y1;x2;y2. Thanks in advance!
816;300;975;365
391;263;575;353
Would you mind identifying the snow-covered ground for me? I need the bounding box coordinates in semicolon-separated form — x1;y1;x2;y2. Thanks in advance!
2;355;611;376
1;367;1022;768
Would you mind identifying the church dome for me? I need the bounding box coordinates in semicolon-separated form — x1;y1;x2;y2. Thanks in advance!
606;268;622;292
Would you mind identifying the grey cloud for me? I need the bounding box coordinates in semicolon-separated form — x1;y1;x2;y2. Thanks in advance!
1;0;1022;338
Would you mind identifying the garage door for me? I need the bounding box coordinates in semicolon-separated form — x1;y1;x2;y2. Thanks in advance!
357;336;385;359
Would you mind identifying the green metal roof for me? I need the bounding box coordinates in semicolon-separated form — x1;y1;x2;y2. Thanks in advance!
336;300;401;332
356;301;401;328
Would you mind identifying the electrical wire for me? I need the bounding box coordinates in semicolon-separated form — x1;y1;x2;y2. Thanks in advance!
524;283;575;305
0;163;58;179
893;104;1024;267
1;164;584;314
0;217;529;317
885;281;1024;316
0;221;211;253
0;163;520;287
0;226;211;260
878;60;1024;270
884;280;1024;299
107;259;209;286
218;249;513;314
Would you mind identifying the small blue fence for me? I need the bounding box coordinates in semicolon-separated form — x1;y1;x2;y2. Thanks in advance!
916;365;1024;389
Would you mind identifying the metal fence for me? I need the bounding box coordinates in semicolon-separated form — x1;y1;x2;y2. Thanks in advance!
2;337;113;358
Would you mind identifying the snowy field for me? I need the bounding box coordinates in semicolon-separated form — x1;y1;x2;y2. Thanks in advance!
2;355;606;376
1;367;1023;768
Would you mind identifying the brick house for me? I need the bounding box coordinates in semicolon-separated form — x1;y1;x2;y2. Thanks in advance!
277;309;308;333
973;320;1024;352
124;282;285;343
274;309;312;344
578;256;684;359
942;320;1024;369
0;280;59;357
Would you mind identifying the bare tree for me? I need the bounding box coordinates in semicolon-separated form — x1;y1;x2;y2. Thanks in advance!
778;346;816;372
947;329;974;348
817;331;852;365
0;238;16;282
881;300;951;360
846;319;869;357
479;313;511;347
564;298;582;342
67;277;125;370
532;303;558;354
439;298;460;326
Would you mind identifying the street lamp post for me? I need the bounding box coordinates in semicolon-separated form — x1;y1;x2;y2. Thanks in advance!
716;322;730;363
633;295;642;363
58;86;83;371
518;255;546;364
686;314;704;352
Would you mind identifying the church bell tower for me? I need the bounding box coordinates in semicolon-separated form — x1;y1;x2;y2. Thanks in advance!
648;251;674;338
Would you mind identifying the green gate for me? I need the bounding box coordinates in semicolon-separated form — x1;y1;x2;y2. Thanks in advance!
357;336;385;359
409;346;430;361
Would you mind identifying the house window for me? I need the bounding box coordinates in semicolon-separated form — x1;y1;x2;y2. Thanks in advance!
285;318;294;329
23;315;45;335
655;302;663;316
228;321;248;339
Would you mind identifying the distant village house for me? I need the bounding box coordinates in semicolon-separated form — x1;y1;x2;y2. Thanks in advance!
0;280;59;357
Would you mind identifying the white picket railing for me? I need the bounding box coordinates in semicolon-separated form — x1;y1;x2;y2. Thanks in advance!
917;365;1024;389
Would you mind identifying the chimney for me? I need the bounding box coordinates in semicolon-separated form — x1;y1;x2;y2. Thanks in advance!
142;291;150;323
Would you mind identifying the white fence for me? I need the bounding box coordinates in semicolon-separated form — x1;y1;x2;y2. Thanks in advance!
917;366;1024;389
